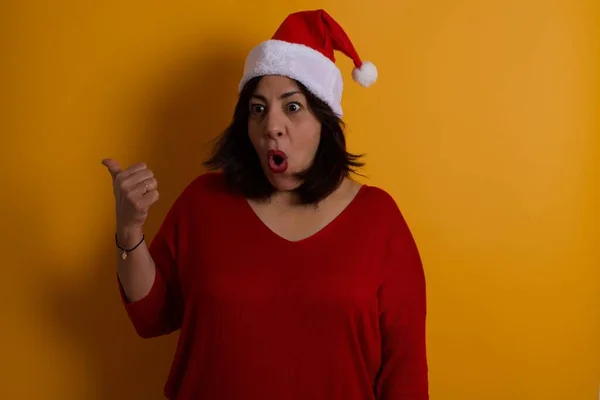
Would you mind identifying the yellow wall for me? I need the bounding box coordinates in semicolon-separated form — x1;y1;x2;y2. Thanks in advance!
2;1;598;399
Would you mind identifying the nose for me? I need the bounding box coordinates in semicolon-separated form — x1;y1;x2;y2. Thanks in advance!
264;108;284;139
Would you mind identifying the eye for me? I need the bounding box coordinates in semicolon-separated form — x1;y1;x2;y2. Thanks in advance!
250;104;265;114
286;102;302;112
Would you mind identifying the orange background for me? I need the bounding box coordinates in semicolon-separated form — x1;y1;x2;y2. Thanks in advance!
2;1;599;399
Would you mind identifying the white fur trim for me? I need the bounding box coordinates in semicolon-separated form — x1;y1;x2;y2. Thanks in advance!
239;40;345;116
352;61;377;87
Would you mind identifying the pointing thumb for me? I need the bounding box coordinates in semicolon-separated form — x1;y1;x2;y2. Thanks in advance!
101;158;121;180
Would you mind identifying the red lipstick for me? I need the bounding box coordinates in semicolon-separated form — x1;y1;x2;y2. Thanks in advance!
267;149;288;173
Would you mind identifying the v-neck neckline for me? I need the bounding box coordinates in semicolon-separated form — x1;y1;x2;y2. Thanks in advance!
241;184;368;246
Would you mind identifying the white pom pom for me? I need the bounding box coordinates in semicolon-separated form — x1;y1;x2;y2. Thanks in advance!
352;61;378;87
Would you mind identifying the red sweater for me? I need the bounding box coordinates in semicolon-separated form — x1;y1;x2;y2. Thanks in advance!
119;172;429;399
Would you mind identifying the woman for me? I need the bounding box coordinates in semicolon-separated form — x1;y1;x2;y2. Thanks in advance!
102;9;429;400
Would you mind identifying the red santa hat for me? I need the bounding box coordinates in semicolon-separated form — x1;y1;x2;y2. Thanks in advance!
238;9;377;117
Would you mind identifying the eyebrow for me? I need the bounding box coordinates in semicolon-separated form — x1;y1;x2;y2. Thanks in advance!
251;90;301;101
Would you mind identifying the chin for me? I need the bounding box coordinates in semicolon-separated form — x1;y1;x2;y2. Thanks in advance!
264;170;301;192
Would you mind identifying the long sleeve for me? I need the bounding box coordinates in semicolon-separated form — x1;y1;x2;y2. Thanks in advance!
375;212;429;399
117;189;187;339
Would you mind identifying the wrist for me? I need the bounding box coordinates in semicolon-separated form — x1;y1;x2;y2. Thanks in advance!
116;226;144;248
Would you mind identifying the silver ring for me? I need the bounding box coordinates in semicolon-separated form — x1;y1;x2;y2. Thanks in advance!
144;181;149;194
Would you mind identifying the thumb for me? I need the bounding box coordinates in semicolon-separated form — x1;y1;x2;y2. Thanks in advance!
101;158;122;180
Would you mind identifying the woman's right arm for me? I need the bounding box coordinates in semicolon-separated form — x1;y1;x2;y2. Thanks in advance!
115;224;183;339
115;226;156;303
103;158;184;338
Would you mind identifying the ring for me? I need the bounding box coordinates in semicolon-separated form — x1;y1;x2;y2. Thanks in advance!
144;181;149;194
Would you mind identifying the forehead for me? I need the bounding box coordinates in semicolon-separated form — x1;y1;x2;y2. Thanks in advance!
253;75;303;97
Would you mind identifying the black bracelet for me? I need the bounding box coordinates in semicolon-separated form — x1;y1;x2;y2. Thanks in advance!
115;233;145;260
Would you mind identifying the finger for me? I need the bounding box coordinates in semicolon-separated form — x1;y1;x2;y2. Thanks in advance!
131;177;158;197
101;158;122;180
134;189;159;212
124;162;148;176
143;177;159;193
121;169;155;192
115;162;148;183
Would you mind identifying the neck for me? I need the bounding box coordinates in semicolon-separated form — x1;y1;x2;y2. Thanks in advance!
269;190;303;208
268;178;351;209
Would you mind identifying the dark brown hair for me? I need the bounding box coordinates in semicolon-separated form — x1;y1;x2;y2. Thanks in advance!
203;76;364;205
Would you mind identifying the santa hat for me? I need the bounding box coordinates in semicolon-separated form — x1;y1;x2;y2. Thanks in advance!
238;9;377;117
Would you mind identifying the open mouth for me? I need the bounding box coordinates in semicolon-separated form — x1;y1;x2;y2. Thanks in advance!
267;149;288;173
